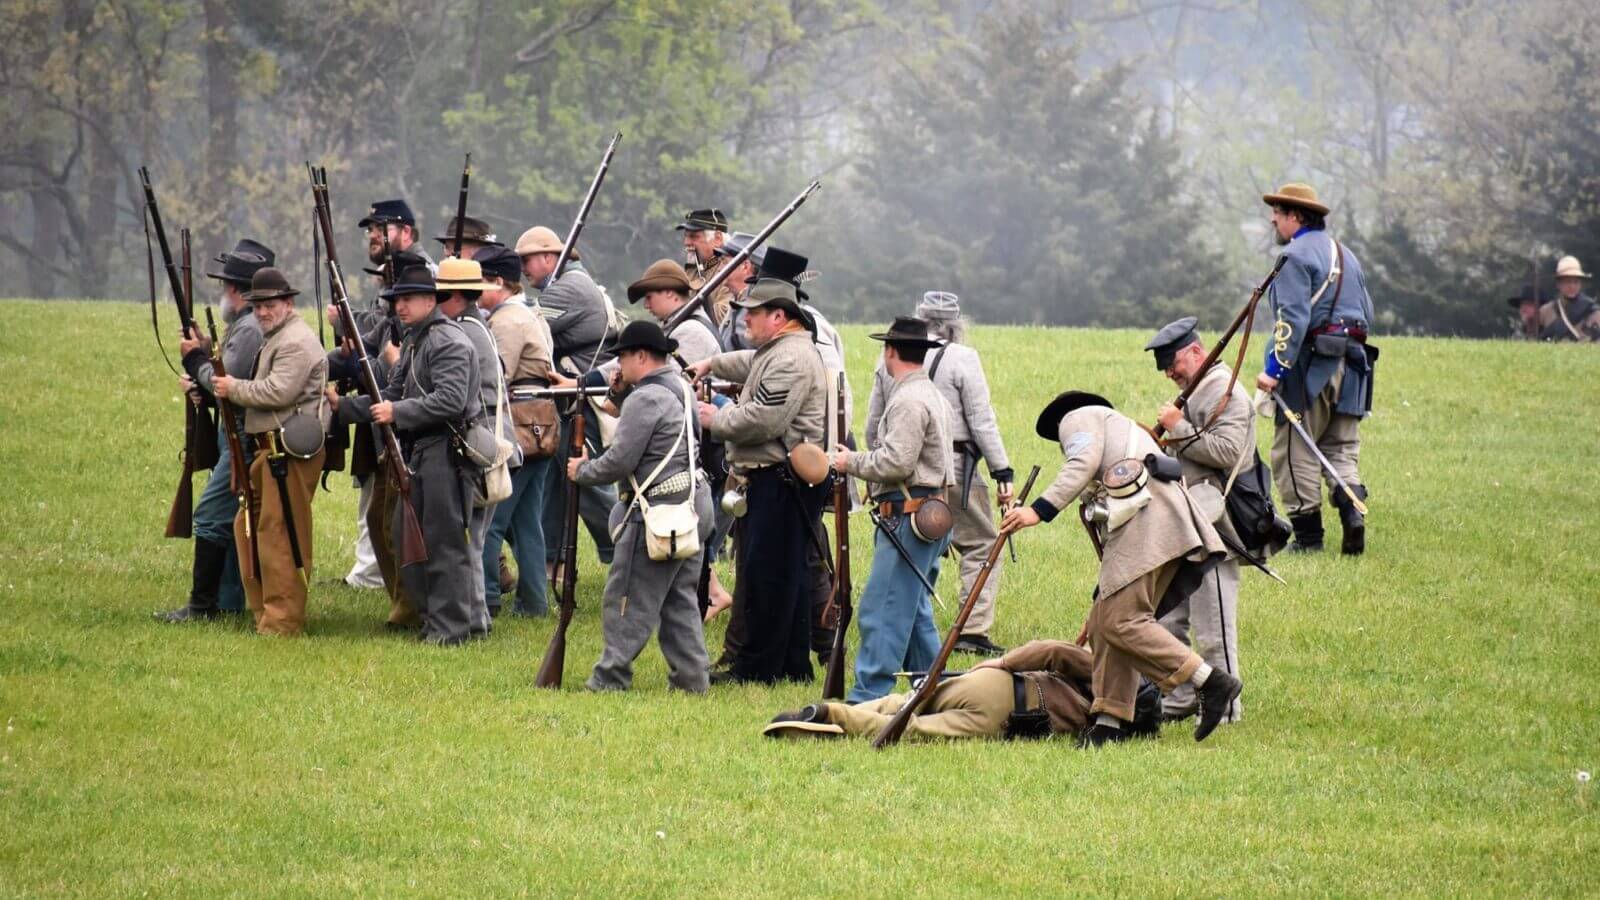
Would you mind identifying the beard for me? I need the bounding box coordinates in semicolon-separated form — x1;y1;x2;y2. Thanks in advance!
368;240;385;264
1274;230;1290;246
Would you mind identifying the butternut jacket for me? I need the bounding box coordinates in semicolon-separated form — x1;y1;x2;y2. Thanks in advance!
486;294;554;384
228;315;329;435
996;640;1096;736
706;328;826;469
1163;363;1253;549
847;369;953;496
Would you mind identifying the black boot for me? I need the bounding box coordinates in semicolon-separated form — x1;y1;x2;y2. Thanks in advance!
1195;670;1243;742
1289;513;1324;553
1078;721;1129;748
156;538;229;622
1333;485;1367;556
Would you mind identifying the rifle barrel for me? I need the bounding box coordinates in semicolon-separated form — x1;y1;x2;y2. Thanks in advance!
139;167;195;331
549;132;621;284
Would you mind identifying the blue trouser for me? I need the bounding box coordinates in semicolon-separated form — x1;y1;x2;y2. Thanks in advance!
192;420;246;612
848;506;948;703
483;455;553;615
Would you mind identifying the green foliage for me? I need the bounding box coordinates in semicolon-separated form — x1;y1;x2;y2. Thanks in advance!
3;301;1599;894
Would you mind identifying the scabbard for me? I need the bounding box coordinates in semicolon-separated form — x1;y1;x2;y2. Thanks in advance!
869;510;940;601
958;444;979;511
267;444;307;575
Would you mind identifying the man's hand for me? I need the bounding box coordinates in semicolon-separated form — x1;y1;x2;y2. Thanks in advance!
179;374;195;394
1000;505;1041;532
1256;372;1278;392
703;591;732;623
565;447;588;481
371;401;395;425
996;481;1014;510
550;372;577;389
831;443;851;474
380;341;401;367
178;326;209;358
325;304;340;328
213;374;235;399
324;385;341;412
696;401;718;430
686;359;714;380
1157;402;1184;432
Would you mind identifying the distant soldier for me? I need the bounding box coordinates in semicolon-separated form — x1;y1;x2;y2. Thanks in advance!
627;258;723;362
675;208;735;325
830;316;953;702
1258;182;1376;555
689;277;829;684
434;215;503;263
569;320;715;692
1146;316;1250;725
1002;391;1238;746
159;239;273;623
334;265;481;645
1539;256;1600;342
475;245;557;619
202;268;329;637
1506;283;1547;341
713;232;762;352
868;291;1014;657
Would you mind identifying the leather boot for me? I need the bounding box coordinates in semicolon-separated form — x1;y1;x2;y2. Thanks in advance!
1333;485;1367;556
1289;513;1324;553
156;538;229;622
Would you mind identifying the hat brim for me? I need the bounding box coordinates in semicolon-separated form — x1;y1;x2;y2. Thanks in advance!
761;720;845;740
627;277;692;304
205;266;250;284
1261;192;1329;216
245;289;300;303
358;215;412;229
1035;391;1113;441
868;331;941;348
1555;271;1592;280
610;337;680;356
434;235;503;248
381;283;439;300
435;279;495;293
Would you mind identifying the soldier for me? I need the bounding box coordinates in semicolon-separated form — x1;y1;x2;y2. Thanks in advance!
475;245;557;618
1258;182;1377;555
1001;391;1240;746
687;277;829;684
333;264;481;645
567;320;715;692
1507;283;1548;340
675;208;734;325
1146;316;1250;725
434;215;503;263
869;291;1015;657
830;316;953;702
713;232;762;351
763;640;1161;743
627;258;723;361
1538;256;1600;341
436;256;505;639
515;225;619;571
198;268;328;637
159;240;273;622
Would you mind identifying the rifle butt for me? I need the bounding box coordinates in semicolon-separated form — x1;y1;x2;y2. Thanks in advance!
398;502;429;567
822;616;849;700
165;469;194;539
871;706;913;750
534;626;567;689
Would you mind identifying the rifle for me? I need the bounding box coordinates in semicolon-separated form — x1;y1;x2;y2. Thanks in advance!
509;385;612;402
821;371;853;700
310;165;428;567
547;133;621;288
204;306;259;579
662;180;821;335
535;402;585;689
1152;254;1287;440
451;153;471;257
872;465;1040;749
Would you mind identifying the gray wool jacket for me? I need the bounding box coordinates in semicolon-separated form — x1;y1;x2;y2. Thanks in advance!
576;365;699;509
189;304;263;396
706;327;827;469
846;369;953;497
340;308;479;435
867;341;1010;476
538;261;614;375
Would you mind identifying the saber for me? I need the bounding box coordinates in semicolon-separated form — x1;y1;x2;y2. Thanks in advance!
1217;532;1287;585
868;510;944;607
1269;391;1368;515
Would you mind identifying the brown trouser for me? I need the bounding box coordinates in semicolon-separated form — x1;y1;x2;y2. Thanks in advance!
825;667;1016;742
368;468;417;626
1087;561;1202;721
235;445;323;636
1271;364;1362;516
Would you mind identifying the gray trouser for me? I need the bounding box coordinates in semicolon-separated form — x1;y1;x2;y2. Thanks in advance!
397;438;476;643
586;485;713;693
1271;364;1362;516
467;500;493;635
1157;557;1241;721
945;454;1003;637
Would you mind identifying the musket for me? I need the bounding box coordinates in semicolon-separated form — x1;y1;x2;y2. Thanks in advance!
873;465;1040;749
451;153;471;257
1269;391;1367;515
822;371;854;700
310;165;428;566
662;180;821;334
535;402;585;688
205;307;259;579
548;132;621;287
1153;254;1288;439
509;385;612;402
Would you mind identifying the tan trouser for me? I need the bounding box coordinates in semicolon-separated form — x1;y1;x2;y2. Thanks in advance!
1271;364;1362;516
945;458;1003;637
368;470;418;626
236;447;322;636
1087;561;1202;721
825;667;1015;741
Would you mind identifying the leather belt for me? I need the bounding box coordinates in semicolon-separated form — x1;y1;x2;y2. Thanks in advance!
1310;322;1367;343
875;490;938;518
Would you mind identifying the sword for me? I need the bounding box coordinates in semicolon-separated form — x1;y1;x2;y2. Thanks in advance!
1217;532;1287;585
1269;391;1368;515
869;509;944;608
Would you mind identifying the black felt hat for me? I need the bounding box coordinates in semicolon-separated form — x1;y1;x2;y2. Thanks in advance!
381;264;439;301
1144;316;1201;370
674;208;729;232
610;319;679;356
1506;283;1550;308
362;249;428;282
206;239;276;284
434;216;502;248
759;246;815;301
358;199;417;228
869;316;941;348
1035;390;1114;440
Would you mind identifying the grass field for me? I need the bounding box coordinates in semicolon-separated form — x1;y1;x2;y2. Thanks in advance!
2;299;1598;896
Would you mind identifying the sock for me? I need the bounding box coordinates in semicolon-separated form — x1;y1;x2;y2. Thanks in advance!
1190;662;1214;687
1094;713;1123;730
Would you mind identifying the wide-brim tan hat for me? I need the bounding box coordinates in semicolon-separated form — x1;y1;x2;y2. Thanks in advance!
1262;182;1329;216
627;258;693;303
761;720;845;740
1554;255;1591;279
435;256;495;293
515;225;574;258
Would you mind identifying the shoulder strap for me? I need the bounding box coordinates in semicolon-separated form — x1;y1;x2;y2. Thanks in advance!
927;345;949;381
627;380;694;507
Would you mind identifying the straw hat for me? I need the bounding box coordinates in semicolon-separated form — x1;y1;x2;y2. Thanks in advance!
435;256;494;293
1554;255;1591;280
1261;182;1329;216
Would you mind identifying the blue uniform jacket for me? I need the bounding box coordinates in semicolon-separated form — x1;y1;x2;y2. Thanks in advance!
1266;229;1376;418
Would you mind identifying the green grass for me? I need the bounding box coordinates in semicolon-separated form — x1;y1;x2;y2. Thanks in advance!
1;300;1597;896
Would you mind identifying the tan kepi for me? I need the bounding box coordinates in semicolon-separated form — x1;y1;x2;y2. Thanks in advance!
435;256;494;293
1261;182;1329;216
515;225;565;257
1554;255;1591;279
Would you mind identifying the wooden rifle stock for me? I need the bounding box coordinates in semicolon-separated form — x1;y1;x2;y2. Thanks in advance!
872;465;1041;749
548;133;621;287
310;166;427;566
662;180;821;334
205;307;257;576
180;230;220;473
1152;254;1287;439
822;371;853;700
536;404;585;688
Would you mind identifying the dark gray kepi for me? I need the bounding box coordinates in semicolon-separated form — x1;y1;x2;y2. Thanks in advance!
1035;390;1114;440
675;208;728;233
609;319;679;356
1144;315;1201;370
869;316;941;348
206;239;276;285
715;231;766;269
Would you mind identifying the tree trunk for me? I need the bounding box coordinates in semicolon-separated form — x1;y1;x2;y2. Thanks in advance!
25;139;63;299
